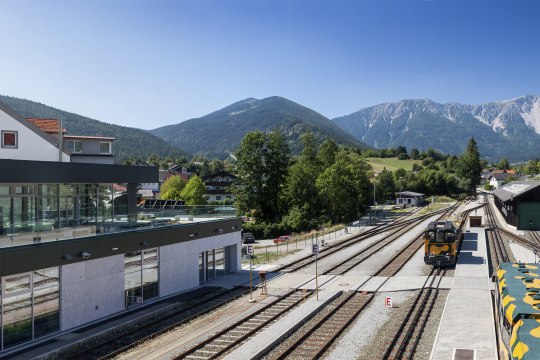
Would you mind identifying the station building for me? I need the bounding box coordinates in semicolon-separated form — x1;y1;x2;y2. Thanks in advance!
492;181;540;230
0;101;241;354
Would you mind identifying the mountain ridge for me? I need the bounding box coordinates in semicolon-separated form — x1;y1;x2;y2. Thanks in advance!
332;95;540;161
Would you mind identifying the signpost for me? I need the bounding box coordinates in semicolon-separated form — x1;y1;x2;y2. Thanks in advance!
312;243;320;300
247;245;255;302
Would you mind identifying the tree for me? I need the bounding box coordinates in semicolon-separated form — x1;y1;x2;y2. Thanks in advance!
376;169;396;202
160;175;186;200
317;139;339;169
410;148;420;160
284;132;321;224
457;138;482;195
233;130;290;221
180;175;208;205
497;158;510;170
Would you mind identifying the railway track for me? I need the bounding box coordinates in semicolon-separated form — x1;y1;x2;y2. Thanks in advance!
62;287;250;360
175;290;310;359
263;204;462;360
382;267;446;360
276;207;451;273
484;197;512;272
269;291;373;360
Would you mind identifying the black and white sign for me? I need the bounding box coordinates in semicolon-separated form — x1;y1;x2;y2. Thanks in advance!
247;244;254;256
312;244;320;255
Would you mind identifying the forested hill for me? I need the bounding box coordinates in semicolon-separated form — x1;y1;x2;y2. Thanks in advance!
0;95;188;162
150;96;365;159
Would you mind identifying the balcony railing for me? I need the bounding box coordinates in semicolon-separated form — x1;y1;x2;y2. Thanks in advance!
0;205;237;249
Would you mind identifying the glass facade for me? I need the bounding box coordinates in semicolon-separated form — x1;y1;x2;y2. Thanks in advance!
0;267;59;350
199;246;231;283
0;184;120;237
124;249;159;307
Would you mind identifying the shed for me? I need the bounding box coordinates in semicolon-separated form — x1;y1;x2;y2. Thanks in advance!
395;191;425;207
492;181;540;230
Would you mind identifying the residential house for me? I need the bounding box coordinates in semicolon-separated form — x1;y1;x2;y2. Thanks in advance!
203;171;236;203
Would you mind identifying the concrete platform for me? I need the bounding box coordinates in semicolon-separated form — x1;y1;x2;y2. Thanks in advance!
379;276;453;291
357;276;389;292
430;217;498;360
297;275;337;290
222;290;341;360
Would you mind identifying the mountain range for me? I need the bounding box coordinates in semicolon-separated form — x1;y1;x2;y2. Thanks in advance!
332;95;540;161
149;96;363;159
2;93;539;162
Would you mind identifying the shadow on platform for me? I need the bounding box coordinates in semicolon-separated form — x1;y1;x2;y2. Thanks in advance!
459;251;485;265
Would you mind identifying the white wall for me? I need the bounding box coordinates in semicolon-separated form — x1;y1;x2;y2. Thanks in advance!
60;255;125;331
160;231;241;297
0;109;70;162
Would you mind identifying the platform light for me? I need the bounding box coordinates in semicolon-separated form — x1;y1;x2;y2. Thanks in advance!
216;228;224;233
189;232;199;237
62;254;73;260
79;251;91;259
140;241;149;246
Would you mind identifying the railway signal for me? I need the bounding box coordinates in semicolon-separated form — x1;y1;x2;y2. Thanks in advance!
313;243;320;300
248;245;255;302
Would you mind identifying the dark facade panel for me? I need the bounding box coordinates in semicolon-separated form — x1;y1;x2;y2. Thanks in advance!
517;202;540;230
0;159;158;184
0;218;241;277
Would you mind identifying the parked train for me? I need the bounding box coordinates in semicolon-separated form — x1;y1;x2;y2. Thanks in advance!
496;262;540;360
423;220;463;266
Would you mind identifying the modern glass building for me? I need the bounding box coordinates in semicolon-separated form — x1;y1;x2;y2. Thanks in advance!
0;102;242;355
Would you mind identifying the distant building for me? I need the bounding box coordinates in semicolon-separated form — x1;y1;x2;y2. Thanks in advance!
203;171;236;202
488;170;515;189
395;191;425;206
493;181;540;230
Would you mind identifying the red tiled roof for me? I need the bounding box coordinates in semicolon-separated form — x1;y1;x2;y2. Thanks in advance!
27;118;67;134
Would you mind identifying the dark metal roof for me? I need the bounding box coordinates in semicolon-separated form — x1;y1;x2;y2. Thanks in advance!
493;181;540;202
395;191;425;197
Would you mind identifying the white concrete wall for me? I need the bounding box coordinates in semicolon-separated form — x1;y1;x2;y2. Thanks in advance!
60;255;124;331
160;231;241;297
0;108;70;162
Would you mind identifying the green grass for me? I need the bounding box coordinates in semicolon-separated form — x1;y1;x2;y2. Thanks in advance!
365;157;422;172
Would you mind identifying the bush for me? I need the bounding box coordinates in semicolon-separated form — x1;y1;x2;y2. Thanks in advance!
397;153;409;160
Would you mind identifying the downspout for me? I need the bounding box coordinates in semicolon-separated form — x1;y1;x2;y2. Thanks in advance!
58;118;63;162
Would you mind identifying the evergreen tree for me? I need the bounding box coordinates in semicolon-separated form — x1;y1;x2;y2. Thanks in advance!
457;138;482;195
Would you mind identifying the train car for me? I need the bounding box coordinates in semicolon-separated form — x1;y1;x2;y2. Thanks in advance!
496;262;540;360
423;220;462;266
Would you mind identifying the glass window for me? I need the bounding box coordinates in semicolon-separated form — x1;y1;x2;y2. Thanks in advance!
99;142;111;154
142;249;159;301
65;140;82;153
206;250;215;280
199;252;205;283
2;273;32;349
124;251;142;307
0;186;10;196
215;248;225;277
2;131;18;148
33;268;60;339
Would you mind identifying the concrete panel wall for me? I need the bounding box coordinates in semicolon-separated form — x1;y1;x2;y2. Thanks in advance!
60;255;124;331
160;231;241;297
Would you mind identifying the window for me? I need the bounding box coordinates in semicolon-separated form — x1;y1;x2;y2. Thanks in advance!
65;140;82;153
2;131;18;148
99;142;111;154
216;196;222;201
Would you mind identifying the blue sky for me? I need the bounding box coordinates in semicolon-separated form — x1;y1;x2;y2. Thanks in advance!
1;0;539;129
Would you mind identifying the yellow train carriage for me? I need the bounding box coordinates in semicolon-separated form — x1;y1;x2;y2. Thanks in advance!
423;220;462;266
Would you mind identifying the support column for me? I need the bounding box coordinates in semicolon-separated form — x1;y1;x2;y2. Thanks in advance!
127;183;139;225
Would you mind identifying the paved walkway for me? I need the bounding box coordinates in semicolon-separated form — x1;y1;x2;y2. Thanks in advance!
430;207;498;360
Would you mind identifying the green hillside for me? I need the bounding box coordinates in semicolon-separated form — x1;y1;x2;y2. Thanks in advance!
366;157;421;172
151;96;365;159
0;95;188;162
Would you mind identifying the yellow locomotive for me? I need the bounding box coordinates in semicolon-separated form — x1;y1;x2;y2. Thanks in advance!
423;220;462;266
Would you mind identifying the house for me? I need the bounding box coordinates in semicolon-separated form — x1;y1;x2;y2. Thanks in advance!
27;118;116;164
0;100;241;355
488;170;515;189
395;191;425;206
203;171;236;202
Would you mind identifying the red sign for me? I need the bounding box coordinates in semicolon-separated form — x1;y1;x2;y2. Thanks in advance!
385;296;393;308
